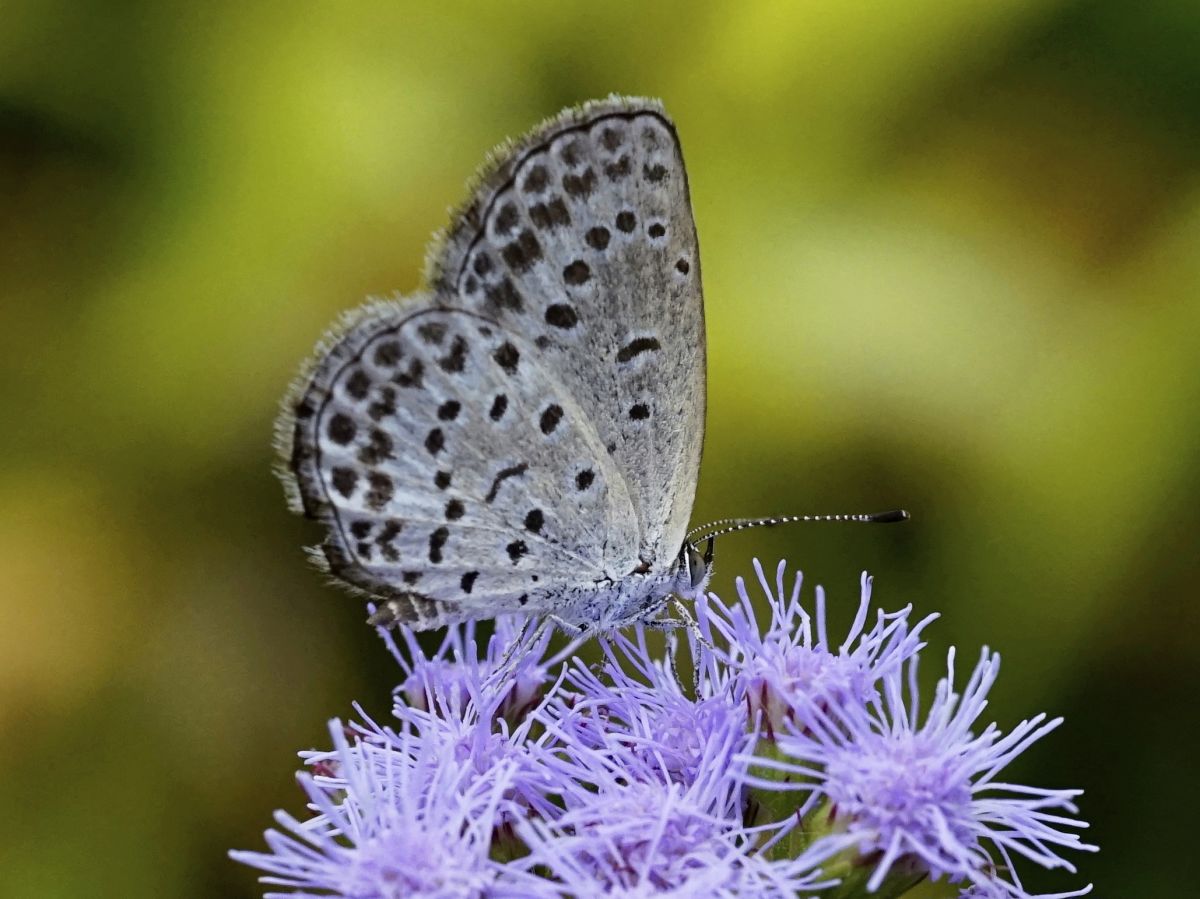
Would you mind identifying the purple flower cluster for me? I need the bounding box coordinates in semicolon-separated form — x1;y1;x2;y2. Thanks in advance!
233;561;1095;897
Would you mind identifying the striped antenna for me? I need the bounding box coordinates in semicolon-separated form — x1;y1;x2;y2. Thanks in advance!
685;510;909;544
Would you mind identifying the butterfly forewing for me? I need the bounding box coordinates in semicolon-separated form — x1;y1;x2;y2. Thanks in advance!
281;97;705;628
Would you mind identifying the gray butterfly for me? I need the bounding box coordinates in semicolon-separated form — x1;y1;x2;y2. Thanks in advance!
277;96;902;633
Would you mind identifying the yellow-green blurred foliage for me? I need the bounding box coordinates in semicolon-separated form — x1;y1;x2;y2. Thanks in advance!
2;1;1195;895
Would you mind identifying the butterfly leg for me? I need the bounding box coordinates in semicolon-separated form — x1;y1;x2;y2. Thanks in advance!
487;615;557;687
643;598;717;695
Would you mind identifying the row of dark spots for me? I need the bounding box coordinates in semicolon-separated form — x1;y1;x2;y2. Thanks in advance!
394;358;424;389
485;278;523;314
329;466;395;512
369;519;403;562
563;168;596;199
501;229;541;274
604;155;631;181
369;387;397;421
359;428;394;465
530;198;569;231
365;471;393;511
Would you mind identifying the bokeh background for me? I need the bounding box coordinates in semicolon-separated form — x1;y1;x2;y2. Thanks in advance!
3;1;1196;895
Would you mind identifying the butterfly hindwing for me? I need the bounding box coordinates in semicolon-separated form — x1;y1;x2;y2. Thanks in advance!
287;303;639;622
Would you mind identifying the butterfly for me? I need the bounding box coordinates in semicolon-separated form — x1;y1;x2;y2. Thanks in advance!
277;96;903;634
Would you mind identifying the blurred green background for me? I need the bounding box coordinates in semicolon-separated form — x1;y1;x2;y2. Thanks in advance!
2;1;1196;895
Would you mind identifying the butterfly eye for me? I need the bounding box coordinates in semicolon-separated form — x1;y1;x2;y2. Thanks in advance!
684;543;709;591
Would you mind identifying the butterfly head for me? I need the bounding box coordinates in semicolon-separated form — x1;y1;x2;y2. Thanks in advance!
679;536;715;599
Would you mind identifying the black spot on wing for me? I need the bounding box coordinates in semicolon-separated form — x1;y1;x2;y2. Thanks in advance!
493;342;520;374
417;321;446;345
358;429;394;465
524;509;544;533
373;341;402;367
428;527;449;563
485;278;524;314
425;428;445;456
545;304;578;329
562;167;596;198
486;463;528;503
585;226;610;251
530;198;570;230
563;260;590;286
616;337;661;363
364;472;394;510
346;369;371;400
539;404;563;435
327;414;356;445
439;337;468;373
331;467;358;498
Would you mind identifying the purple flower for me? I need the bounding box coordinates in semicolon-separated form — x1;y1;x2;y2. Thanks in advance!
540;628;750;786
230;721;545;898
380;612;550;723
235;559;1095;897
959;880;1092;898
513;720;836;896
697;561;935;735
753;647;1097;896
